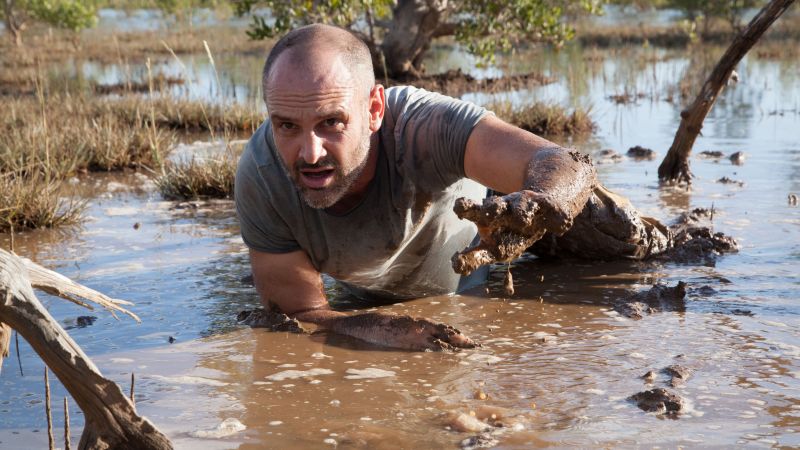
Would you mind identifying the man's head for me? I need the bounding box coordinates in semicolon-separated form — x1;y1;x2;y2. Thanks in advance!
263;24;385;210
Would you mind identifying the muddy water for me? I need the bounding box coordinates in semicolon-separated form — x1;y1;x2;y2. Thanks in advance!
2;43;800;448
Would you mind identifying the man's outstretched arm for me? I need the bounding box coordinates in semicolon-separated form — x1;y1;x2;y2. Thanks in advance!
454;115;598;273
248;248;476;351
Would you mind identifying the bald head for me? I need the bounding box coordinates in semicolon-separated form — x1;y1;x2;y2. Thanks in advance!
262;24;375;103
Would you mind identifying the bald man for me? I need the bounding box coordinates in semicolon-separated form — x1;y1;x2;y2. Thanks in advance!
235;24;666;350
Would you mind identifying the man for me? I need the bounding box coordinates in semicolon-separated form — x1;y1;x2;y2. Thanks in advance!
235;24;665;351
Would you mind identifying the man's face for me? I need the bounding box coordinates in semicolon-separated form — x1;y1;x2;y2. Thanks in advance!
265;52;378;209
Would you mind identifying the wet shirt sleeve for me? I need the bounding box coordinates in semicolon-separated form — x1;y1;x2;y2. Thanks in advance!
234;132;301;254
389;86;491;189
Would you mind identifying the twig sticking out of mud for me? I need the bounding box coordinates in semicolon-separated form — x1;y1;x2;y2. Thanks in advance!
15;330;22;376
64;397;71;450
45;368;54;450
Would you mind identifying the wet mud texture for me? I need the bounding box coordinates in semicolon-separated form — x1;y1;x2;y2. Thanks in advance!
528;185;673;261
698;150;725;159
451;194;553;275
717;176;745;186
657;207;739;263
329;313;479;351
453;150;597;276
729;151;746;165
627;145;657;160
463;198;736;272
597;149;623;163
663;364;693;387
236;308;307;333
614;282;688;319
628;388;684;416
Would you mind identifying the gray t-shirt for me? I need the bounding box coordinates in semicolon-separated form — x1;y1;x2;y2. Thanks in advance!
235;86;489;300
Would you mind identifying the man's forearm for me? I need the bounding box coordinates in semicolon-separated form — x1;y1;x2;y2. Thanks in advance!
523;147;597;235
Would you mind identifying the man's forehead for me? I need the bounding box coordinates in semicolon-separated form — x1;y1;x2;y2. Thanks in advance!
269;46;354;86
267;88;353;117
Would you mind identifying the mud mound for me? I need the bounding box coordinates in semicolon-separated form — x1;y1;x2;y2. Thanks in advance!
614;282;687;319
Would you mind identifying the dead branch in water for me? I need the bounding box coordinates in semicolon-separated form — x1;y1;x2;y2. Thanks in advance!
0;248;172;449
658;0;796;183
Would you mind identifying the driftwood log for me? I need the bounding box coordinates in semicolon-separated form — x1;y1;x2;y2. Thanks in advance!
0;248;172;450
658;0;796;183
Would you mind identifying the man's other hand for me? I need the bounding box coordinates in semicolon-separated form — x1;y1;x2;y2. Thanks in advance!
326;312;478;351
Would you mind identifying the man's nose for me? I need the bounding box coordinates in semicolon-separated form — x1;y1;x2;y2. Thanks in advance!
299;131;326;165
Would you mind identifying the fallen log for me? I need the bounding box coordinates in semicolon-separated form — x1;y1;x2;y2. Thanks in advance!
0;248;172;450
658;0;796;183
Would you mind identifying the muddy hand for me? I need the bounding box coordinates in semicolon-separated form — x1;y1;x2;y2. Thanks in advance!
396;315;479;351
452;191;571;275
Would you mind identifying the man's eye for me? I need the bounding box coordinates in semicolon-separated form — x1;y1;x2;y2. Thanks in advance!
279;122;297;131
324;118;343;127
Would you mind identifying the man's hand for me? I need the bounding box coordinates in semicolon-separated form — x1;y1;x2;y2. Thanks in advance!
323;312;478;351
451;191;568;275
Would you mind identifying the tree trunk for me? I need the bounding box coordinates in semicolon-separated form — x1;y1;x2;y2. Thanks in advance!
379;0;452;80
658;0;796;183
0;249;172;450
3;0;25;46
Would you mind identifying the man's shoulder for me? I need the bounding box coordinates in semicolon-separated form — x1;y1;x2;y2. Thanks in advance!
385;85;444;108
240;120;272;170
236;119;288;198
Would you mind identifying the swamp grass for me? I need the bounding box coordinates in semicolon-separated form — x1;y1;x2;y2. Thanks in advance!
491;102;597;137
156;149;240;201
0;173;86;233
0;92;262;230
1;94;262;177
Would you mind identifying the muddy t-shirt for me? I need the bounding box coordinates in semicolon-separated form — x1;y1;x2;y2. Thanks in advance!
235;86;489;299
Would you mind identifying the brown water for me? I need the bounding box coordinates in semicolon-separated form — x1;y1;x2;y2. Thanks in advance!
1;40;800;448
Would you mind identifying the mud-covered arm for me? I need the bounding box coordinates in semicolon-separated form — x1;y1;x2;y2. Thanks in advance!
248;249;476;351
453;115;597;275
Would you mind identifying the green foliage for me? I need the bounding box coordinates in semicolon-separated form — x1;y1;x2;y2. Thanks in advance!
666;0;764;30
26;0;98;32
234;0;393;41
456;0;605;66
235;0;606;76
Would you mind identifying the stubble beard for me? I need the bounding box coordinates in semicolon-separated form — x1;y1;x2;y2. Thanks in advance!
283;129;373;209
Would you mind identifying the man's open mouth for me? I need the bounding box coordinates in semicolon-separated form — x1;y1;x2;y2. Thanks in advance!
299;167;336;189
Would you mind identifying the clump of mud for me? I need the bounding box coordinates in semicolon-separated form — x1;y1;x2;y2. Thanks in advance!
663;364;693;387
698;150;725;159
444;405;529;449
596;149;623;163
628;388;684;415
661;207;739;263
614;282;687;319
627;145;657;160
717;176;744;186
236;308;306;333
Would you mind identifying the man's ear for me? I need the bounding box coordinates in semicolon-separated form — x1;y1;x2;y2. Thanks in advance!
367;84;385;133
